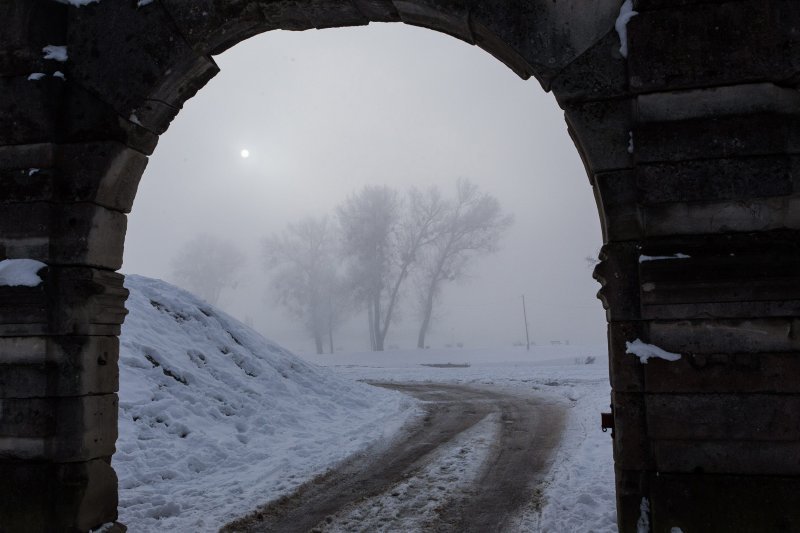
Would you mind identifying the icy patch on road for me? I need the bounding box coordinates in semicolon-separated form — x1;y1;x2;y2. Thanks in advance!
315;414;499;532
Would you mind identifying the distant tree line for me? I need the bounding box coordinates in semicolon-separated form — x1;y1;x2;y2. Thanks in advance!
264;179;513;354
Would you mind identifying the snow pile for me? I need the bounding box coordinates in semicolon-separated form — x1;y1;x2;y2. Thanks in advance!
637;497;650;533
625;339;681;364
0;259;46;287
116;275;416;532
53;0;100;6
615;0;638;58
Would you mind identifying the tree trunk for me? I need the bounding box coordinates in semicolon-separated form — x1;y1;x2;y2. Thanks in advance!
417;283;437;348
373;293;384;351
367;303;376;351
328;320;334;354
314;333;324;355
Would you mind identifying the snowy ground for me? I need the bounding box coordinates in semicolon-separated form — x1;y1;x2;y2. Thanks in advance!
117;276;616;532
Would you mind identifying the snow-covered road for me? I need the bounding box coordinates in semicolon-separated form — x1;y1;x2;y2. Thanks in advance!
223;382;566;532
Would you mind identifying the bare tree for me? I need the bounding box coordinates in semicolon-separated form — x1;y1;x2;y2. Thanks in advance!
338;185;445;351
415;179;513;349
263;216;347;355
170;234;246;305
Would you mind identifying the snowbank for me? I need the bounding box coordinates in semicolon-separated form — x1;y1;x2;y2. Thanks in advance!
116;275;416;531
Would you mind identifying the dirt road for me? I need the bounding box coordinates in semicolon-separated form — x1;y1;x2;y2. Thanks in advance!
222;382;566;533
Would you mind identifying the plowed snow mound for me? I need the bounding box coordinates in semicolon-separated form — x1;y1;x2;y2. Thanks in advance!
116;275;415;532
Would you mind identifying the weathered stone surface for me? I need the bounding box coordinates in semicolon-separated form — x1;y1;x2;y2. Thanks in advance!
637;83;800;123
0;336;119;398
643;196;800;236
0;267;128;337
614;350;800;394
565;99;634;174
647;393;800;441
549;29;628;105
0;143;147;212
66;0;219;135
593;243;641;321
650;318;800;354
627;1;800;92
0;458;118;532
393;0;473;45
635;113;800;164
0;202;127;269
649;473;800;533
0;393;118;461
0;0;67;77
611;391;652;471
636;156;797;205
0;75;62;146
653;440;800;475
593;170;643;241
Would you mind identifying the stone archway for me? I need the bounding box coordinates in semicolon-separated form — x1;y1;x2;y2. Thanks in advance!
2;1;800;531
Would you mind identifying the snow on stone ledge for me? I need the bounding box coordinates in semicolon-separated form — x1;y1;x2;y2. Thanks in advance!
615;0;638;58
639;253;690;263
626;339;681;364
0;259;47;287
52;0;100;6
42;45;68;62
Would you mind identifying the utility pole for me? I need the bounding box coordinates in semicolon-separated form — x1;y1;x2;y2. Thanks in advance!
521;294;530;351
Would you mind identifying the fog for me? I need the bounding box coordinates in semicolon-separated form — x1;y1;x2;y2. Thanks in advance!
122;23;606;354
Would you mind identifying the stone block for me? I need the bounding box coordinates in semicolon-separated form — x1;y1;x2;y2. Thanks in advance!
160;0;270;55
0;143;147;213
635;113;800;164
636;156;797;205
649;472;800;532
393;0;473;45
649;317;800;354
0;336;119;398
611;391;653;471
646;393;800;441
0;75;62;146
0;458;118;532
608;321;646;393
637;83;800;123
653;440;800;475
565;99;634;174
627;1;800;92
642;196;800;237
0;202;127;269
594;170;643;241
62;82;159;156
0;0;67;77
593;242;641;321
0;267;128;337
289;0;369;30
614;469;648;533
56;142;147;213
0;393;118;461
470;0;620;85
550;29;629;105
67;0;218;135
352;0;400;22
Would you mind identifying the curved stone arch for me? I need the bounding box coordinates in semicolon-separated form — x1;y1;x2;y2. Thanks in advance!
3;1;800;532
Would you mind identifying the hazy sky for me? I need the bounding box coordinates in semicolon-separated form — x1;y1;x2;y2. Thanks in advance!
123;23;606;354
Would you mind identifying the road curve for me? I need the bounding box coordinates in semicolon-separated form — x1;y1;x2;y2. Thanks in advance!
222;382;566;533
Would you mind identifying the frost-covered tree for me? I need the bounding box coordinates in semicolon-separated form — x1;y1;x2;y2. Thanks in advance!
171;234;246;305
414;179;513;349
337;185;445;351
263;216;347;354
